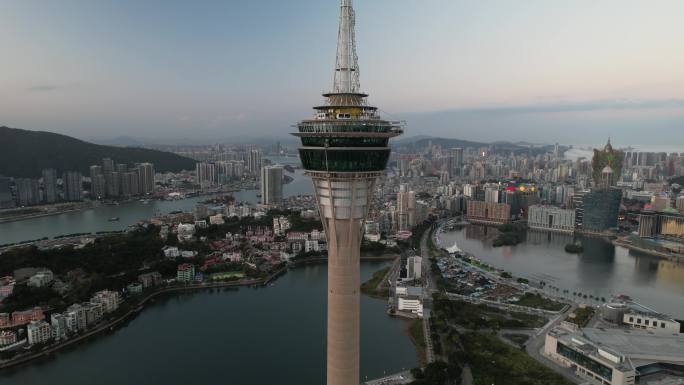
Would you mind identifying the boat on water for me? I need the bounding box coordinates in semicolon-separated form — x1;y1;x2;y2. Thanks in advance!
108;217;120;222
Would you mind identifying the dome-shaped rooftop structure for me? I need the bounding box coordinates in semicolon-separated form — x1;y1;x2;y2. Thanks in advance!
604;137;613;152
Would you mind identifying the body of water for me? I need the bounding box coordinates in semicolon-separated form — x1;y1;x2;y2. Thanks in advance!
0;261;416;385
438;225;684;318
0;161;313;245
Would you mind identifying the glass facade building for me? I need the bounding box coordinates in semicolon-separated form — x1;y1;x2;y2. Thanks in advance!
557;342;613;381
581;188;622;232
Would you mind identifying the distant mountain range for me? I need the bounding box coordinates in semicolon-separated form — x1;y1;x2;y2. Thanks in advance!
0;126;196;178
395;135;556;154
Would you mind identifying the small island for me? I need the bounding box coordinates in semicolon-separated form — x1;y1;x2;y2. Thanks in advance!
492;224;523;247
565;243;584;253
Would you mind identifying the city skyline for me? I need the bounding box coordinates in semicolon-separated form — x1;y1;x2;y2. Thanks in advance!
2;2;684;384
1;0;684;145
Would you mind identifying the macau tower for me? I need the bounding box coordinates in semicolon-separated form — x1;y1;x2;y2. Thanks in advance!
292;1;403;384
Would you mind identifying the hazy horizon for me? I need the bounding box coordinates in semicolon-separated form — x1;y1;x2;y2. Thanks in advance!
2;0;683;145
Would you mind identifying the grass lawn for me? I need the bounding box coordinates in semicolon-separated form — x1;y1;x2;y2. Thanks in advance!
456;332;573;385
502;333;530;346
360;266;390;297
513;293;565;311
409;319;427;364
433;296;547;330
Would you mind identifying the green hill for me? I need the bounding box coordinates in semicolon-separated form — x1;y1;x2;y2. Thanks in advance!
397;136;555;156
0;126;196;178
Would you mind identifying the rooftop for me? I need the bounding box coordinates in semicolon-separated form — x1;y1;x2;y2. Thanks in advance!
551;325;684;372
582;328;684;360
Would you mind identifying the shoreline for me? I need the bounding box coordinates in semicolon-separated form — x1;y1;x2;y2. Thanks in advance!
462;220;683;263
0;188;257;225
0;203;97;224
0;278;266;371
0;255;399;372
612;239;684;261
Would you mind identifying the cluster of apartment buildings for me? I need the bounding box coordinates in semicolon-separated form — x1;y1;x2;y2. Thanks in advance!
89;158;155;200
0;290;120;350
0;158;156;208
194;147;263;188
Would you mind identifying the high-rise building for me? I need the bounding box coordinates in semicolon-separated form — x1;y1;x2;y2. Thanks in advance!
196;162;217;188
120;171;139;197
396;184;416;231
581;188;622;233
247;148;262;175
293;1;403;384
0;177;13;209
89;165;105;200
137;163;155;195
89;165;103;180
102;158;114;174
91;174;106;200
484;187;500;203
41;168;58;204
106;171;120;197
260;165;283;205
450;147;463;177
63;171;83;201
572;190;588;229
592;138;624;187
676;196;684;213
16;178;40;206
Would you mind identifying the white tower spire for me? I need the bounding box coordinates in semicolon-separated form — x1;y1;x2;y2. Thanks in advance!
333;0;360;93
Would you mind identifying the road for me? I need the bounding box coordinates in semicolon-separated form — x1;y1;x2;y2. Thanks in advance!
363;370;413;385
445;292;565;317
431;219;587;384
460;365;473;385
419;223;439;364
524;304;584;384
421;221;440;298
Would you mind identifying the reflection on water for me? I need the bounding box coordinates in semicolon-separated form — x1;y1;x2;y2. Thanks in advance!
526;229;575;245
440;224;684;318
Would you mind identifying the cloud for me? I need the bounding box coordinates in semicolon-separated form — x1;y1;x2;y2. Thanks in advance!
27;85;58;92
396;97;684;145
419;98;684;117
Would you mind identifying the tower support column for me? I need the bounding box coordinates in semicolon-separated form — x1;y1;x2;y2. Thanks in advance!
326;220;361;385
311;174;375;385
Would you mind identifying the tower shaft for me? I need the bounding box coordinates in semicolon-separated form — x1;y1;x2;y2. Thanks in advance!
313;175;374;385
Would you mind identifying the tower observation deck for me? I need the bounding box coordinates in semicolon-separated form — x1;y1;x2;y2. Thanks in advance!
292;1;403;385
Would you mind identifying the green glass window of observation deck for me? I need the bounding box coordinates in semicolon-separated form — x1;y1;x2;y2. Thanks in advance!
299;148;390;172
300;137;389;148
298;122;393;134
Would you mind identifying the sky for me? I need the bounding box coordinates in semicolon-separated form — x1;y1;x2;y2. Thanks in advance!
1;0;683;146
